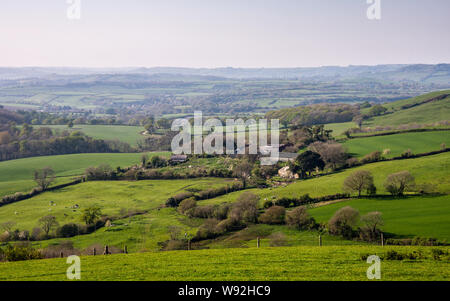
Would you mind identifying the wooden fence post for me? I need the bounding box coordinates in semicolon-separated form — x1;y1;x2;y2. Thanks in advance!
124;245;128;254
60;251;64;258
257;237;260;248
103;245;109;255
188;240;191;251
381;233;384;246
93;248;96;256
319;235;322;246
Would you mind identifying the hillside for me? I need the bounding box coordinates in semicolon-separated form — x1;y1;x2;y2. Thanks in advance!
366;90;450;126
0;152;169;197
0;246;448;281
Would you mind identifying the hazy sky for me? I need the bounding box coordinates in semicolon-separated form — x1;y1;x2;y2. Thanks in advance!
1;0;449;68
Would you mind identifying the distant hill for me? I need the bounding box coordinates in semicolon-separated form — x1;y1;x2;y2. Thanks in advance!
1;64;450;84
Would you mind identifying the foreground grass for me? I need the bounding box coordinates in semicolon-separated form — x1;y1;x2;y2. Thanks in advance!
0;246;448;281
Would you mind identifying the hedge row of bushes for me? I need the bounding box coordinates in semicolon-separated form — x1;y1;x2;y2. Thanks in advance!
165;182;244;207
263;193;350;209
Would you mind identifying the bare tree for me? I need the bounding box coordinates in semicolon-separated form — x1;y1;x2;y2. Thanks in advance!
343;170;375;197
39;215;59;236
384;170;415;196
308;141;348;170
34;166;55;190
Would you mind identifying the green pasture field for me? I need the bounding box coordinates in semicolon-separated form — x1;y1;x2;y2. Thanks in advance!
343;131;450;158
0;152;169;197
33;124;145;146
0;178;234;232
365;94;450;127
324;121;356;137
0;246;448;281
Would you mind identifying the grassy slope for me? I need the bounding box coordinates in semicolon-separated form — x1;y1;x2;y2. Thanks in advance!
0;178;235;252
0;152;169;197
33;124;145;146
200;152;450;205
309;195;450;241
366;93;450;127
0;246;448;281
343;131;450;158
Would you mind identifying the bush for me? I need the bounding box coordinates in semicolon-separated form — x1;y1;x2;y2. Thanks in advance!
163;240;187;251
178;198;197;214
57;223;80;238
196;219;220;240
263;200;274;209
360;151;383;164
258;206;286;225
285;206;316;230
214;218;245;234
2;243;42;262
328;206;359;239
165;191;194;207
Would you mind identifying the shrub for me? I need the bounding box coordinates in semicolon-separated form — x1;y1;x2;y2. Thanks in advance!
165;191;194;207
57;223;80;238
2;243;42;262
359;212;383;242
187;205;215;219
384;171;415;196
215;218;244;234
360;151;383;164
274;197;293;208
178;198;197;214
258;206;286;225
285;206;316;230
164;240;187;251
328;206;359;239
212;203;232;220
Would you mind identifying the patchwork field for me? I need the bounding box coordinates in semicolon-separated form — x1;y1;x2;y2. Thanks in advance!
343;131;450;158
0;246;448;281
33;124;145;147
